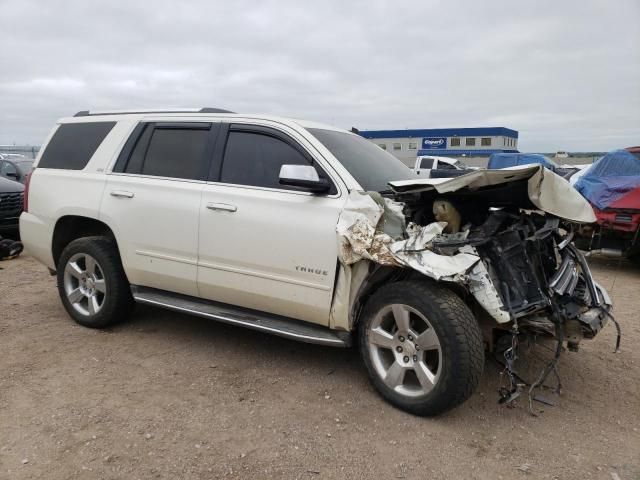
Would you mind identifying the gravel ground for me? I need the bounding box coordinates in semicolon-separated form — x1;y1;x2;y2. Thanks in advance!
1;255;639;479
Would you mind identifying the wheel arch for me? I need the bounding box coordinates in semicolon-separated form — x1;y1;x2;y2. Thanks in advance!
350;265;416;329
51;215;120;270
350;266;482;328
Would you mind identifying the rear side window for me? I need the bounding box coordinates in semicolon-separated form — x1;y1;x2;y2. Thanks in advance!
123;123;212;180
39;122;115;170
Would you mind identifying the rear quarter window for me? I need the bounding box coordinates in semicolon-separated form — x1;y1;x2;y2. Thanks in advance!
38;122;116;170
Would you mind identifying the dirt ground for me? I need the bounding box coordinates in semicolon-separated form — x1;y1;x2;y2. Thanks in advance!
1;255;638;480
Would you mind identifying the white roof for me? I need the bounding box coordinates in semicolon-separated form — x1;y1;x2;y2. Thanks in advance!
59;109;348;133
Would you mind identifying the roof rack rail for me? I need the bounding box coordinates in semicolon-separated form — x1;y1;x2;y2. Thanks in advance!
73;108;235;117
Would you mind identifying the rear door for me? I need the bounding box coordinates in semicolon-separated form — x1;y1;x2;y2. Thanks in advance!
197;123;347;325
101;121;218;296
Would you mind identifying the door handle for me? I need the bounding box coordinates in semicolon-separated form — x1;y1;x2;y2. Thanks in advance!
110;190;135;198
206;202;237;212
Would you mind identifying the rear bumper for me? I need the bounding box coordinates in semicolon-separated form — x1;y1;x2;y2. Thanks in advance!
595;210;640;233
19;212;55;269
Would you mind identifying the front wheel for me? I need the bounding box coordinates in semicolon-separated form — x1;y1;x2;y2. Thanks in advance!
358;280;484;416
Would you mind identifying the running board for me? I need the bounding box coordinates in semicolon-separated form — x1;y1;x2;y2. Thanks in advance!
131;286;351;348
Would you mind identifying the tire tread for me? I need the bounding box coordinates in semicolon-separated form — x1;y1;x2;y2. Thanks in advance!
57;236;133;328
358;280;484;416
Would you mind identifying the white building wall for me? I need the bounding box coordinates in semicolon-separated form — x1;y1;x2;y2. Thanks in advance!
369;137;420;165
369;135;518;165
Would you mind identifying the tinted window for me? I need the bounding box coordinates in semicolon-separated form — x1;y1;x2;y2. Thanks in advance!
124;124;154;174
220;131;321;191
419;157;434;169
126;126;210;180
39;122;115;170
308;128;414;192
438;162;456;170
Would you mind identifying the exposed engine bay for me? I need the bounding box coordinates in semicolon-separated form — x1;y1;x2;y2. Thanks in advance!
332;165;618;411
401;194;613;347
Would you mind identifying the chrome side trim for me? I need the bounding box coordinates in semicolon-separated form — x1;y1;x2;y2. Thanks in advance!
196;260;331;291
135;249;197;265
132;286;349;347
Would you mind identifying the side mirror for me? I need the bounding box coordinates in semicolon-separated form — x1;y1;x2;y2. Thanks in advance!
279;165;330;193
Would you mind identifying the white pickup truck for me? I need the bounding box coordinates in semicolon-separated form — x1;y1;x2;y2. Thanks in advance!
20;108;612;416
413;155;472;178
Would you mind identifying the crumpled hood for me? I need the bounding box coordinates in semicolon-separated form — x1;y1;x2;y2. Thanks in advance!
389;164;596;224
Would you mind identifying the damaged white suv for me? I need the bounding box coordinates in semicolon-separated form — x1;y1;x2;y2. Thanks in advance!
21;108;613;416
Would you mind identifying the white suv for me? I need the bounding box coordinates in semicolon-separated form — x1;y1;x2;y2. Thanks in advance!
21;108;612;416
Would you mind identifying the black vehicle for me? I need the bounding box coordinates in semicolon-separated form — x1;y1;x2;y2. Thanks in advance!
0;157;34;184
0;175;24;236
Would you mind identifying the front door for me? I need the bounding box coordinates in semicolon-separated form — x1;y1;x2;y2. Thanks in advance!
197;124;346;325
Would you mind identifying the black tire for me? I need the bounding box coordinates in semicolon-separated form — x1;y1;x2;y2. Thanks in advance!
358;280;484;416
57;236;133;328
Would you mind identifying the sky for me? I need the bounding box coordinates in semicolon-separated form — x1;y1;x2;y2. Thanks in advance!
1;0;638;152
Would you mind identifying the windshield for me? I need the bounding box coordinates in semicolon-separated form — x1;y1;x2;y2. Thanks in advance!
547;157;560;168
308;128;415;191
453;159;469;169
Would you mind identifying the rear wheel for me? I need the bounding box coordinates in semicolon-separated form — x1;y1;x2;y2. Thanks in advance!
359;280;484;416
57;236;133;328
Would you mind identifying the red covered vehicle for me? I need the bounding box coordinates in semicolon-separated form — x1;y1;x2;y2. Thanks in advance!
574;147;640;261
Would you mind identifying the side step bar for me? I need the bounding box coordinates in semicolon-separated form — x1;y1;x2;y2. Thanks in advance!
131;286;351;348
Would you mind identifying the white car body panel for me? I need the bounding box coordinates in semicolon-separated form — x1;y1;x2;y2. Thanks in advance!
22;111;363;327
197;183;345;325
99;174;204;297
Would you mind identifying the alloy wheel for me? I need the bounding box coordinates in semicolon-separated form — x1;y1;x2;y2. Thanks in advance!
63;253;107;316
367;304;442;397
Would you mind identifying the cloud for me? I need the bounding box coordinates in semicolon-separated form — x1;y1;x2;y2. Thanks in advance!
1;0;638;151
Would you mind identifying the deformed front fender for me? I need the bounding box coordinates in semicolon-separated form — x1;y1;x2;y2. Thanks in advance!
330;191;511;330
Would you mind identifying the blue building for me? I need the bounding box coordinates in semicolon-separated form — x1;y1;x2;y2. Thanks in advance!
358;127;519;165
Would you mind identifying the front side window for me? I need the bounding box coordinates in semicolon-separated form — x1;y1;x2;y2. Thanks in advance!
465;138;476;146
124;124;211;180
438;162;456;170
220;130;333;192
